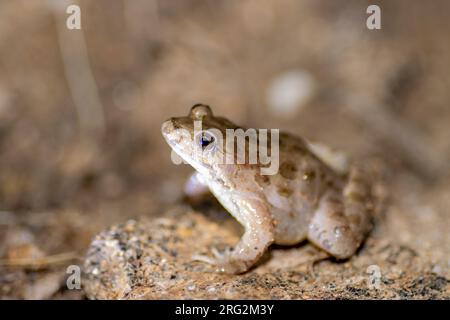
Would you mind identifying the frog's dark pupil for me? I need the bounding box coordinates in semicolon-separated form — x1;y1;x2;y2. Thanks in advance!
200;134;214;147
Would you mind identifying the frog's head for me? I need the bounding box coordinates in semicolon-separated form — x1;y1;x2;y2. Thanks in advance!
161;104;239;176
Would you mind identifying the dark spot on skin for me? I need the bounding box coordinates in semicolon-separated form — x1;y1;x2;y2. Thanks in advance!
277;184;293;197
351;175;367;186
279;161;297;180
349;214;361;226
327;195;343;207
292;144;307;155
254;173;270;187
302;169;316;182
348;191;366;202
326;180;336;189
332;210;345;218
172;121;181;129
214;177;229;189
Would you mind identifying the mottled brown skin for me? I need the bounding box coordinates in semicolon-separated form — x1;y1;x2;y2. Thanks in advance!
161;104;374;274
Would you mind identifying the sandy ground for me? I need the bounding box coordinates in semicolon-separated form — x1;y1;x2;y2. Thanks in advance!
83;206;449;299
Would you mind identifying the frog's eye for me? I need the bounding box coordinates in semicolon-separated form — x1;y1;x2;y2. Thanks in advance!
196;130;216;150
190;104;213;120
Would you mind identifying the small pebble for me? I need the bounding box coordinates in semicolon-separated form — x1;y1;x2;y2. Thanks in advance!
207;286;216;293
186;284;196;291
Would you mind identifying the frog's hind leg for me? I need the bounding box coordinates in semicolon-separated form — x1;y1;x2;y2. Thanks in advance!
342;167;374;245
307;167;373;259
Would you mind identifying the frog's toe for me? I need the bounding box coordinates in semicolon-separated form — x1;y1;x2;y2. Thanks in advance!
192;247;247;274
211;246;232;260
191;246;232;269
191;253;216;265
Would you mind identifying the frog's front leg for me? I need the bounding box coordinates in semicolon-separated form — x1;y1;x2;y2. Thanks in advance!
307;167;373;259
184;172;211;201
212;197;275;274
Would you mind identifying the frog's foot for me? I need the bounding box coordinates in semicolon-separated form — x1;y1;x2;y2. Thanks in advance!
184;172;211;203
191;253;216;265
192;246;229;264
191;246;249;274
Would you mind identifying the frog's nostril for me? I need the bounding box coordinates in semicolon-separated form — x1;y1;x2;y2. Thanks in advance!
161;120;174;134
172;121;181;129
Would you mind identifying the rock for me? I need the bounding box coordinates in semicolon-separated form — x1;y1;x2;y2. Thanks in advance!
83;207;449;299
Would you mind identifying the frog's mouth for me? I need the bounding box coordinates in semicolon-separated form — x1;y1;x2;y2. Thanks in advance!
161;119;175;136
162;119;193;145
162;119;212;175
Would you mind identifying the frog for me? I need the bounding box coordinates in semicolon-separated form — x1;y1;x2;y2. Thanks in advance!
161;104;374;274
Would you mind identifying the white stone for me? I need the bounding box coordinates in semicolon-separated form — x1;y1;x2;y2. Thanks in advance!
267;70;316;117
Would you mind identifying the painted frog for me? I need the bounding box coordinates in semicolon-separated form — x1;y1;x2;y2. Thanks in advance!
161;104;374;274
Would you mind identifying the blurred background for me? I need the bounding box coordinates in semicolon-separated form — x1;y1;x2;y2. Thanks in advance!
0;0;449;299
